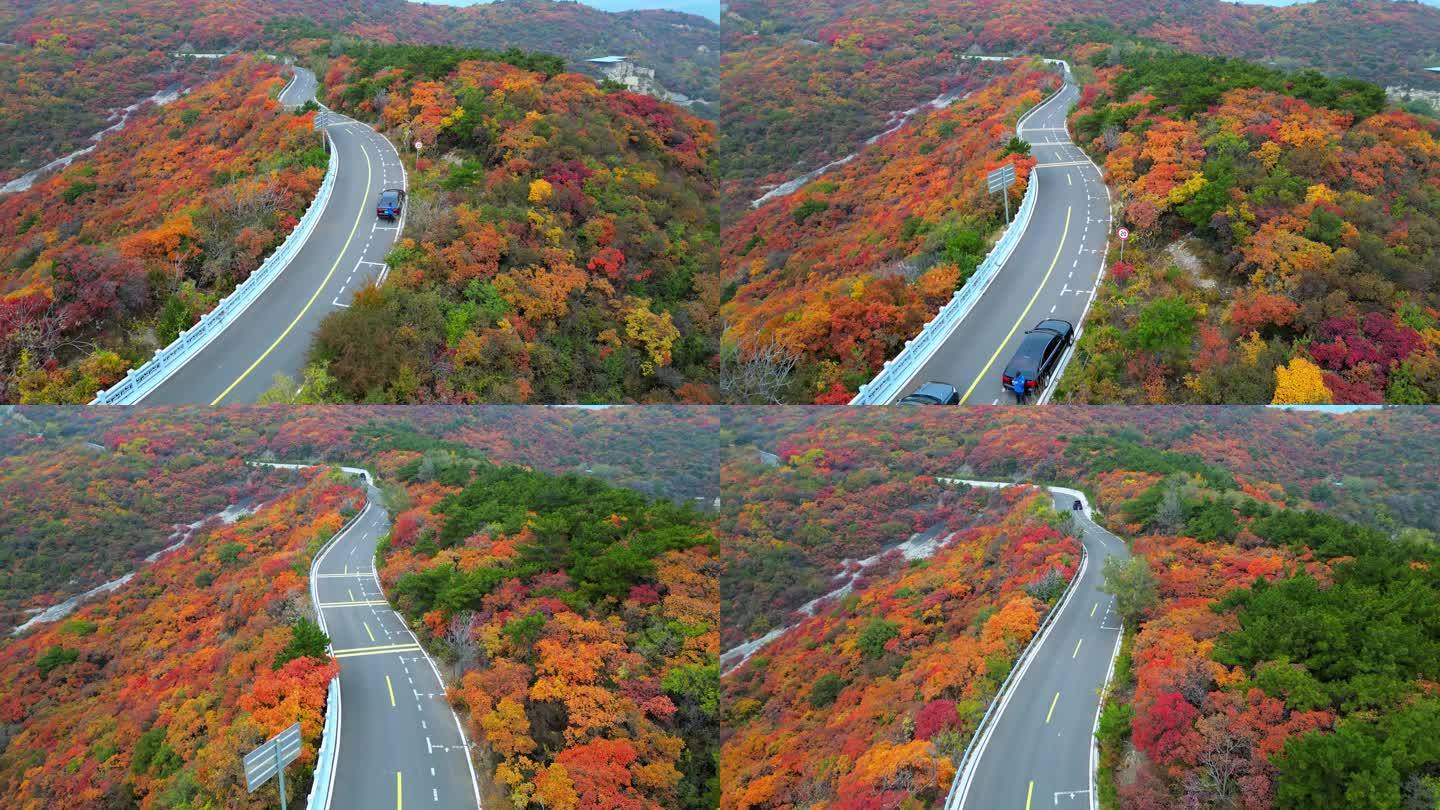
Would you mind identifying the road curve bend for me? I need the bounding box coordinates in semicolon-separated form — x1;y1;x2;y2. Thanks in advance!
264;464;483;810
889;64;1111;405
141;68;406;405
278;66;319;109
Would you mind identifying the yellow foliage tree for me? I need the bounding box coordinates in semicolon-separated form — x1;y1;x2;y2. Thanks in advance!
1271;356;1333;405
1252;141;1282;170
1305;183;1336;205
528;178;554;204
1166;173;1207;205
454;331;486;368
481;697;537;758
624;300;680;375
532;763;579;810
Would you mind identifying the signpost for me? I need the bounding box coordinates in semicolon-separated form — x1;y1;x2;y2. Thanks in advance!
987;163;1017;224
1117;226;1129;262
244;722;303;809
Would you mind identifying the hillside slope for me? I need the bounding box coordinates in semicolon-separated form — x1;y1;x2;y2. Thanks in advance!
301;46;717;403
722;487;1079;809
722;59;1055;402
717;405;1440;809
1059;49;1440;404
0;406;723;808
0;0;716;182
0;57;325;403
0;472;359;808
374;452;720;808
0;434;304;629
722;0;1440;201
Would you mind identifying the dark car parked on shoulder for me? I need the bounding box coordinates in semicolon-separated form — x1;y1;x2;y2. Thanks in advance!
1001;319;1074;401
376;188;406;220
897;381;961;405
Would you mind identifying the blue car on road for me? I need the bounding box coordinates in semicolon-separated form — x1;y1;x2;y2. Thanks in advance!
376;188;406;220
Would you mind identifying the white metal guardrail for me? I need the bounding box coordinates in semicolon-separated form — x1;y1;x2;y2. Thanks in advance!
852;59;1071;404
851;173;1039;404
936;480;1095;810
307;677;341;809
91;98;339;404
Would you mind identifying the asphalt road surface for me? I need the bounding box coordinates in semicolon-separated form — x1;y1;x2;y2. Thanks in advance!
954;490;1128;810
314;478;482;810
278;66;318;109
891;67;1111;404
141;67;406;404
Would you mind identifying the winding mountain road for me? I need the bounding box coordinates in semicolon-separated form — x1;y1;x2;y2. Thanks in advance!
141;67;405;405
947;484;1128;810
889;62;1111;405
278;65;319;108
308;468;482;810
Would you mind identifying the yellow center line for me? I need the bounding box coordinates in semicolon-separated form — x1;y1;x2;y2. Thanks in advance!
386;674;396;707
364;621;376;642
396;770;403;809
1067;172;1073;186
1026;780;1034;810
348;588;355;601
1090;602;1098;617
210;138;374;405
959;205;1072;403
1046;691;1060;724
1073;638;1083;658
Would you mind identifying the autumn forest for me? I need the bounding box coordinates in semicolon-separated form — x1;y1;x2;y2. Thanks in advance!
720;406;1440;809
0;405;719;809
8;0;1440;807
6;402;1440;809
720;0;1440;404
1;0;717;404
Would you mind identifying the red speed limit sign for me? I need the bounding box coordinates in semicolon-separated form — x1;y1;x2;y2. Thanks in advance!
1117;227;1130;240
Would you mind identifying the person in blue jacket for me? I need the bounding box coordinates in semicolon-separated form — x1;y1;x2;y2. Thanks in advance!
1011;372;1028;403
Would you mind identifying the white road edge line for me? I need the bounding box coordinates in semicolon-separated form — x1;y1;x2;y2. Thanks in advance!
1090;627;1125;810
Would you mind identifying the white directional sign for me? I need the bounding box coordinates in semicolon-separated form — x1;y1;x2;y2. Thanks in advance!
1117;227;1130;241
986;163;1017;193
244;722;302;804
987;163;1018;223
